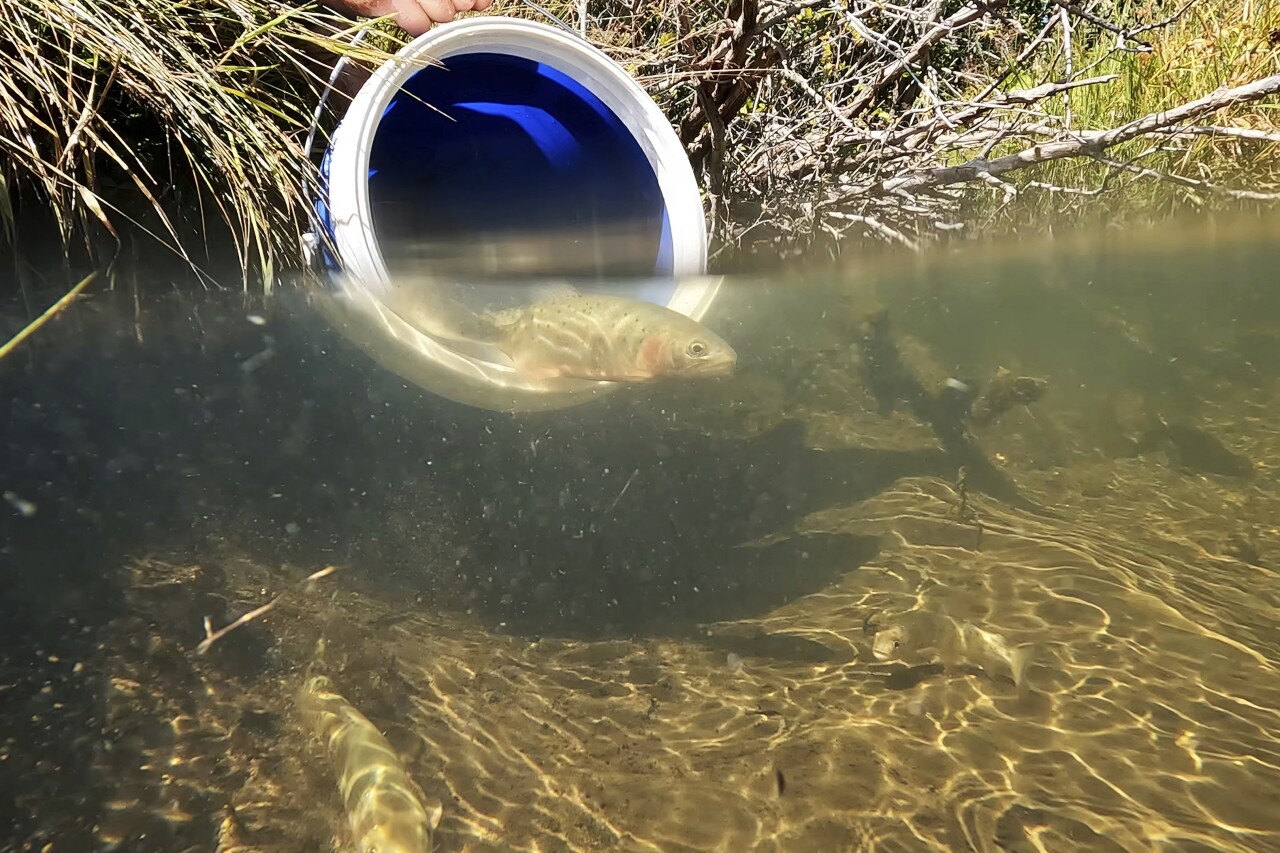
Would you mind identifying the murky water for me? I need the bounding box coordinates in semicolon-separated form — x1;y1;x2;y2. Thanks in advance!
2;211;1279;852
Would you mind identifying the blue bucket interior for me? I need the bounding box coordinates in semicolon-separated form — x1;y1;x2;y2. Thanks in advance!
319;51;682;308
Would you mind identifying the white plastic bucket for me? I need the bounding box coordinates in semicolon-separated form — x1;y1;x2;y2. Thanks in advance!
307;16;722;413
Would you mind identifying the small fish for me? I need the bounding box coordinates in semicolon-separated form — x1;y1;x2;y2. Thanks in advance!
386;281;737;383
297;675;441;853
969;367;1048;427
955;622;1035;694
872;611;1034;694
1136;415;1254;478
3;491;36;517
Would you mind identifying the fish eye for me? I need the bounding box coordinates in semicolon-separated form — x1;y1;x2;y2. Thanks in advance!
687;340;708;358
892;640;901;650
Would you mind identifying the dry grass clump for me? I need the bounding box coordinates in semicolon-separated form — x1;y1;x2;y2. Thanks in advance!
0;0;404;288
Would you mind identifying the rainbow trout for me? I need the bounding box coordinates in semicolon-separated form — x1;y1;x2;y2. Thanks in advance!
385;282;738;383
872;612;1035;695
297;675;441;853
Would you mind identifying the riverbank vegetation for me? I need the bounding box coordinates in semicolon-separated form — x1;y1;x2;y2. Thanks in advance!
521;0;1279;260
971;0;1280;234
0;0;1277;289
0;0;405;289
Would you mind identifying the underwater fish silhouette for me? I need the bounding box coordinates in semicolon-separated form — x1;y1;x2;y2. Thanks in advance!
872;611;1035;695
298;674;441;853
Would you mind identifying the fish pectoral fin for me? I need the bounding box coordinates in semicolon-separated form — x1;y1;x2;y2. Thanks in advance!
481;302;531;330
1008;645;1035;694
459;342;517;369
509;362;586;382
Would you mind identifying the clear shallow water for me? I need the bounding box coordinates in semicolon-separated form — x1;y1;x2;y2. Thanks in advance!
2;212;1279;852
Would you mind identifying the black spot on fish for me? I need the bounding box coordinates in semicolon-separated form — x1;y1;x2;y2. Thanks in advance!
884;663;946;690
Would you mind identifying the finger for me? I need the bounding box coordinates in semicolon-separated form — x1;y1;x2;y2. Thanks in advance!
391;0;435;33
321;0;395;16
452;0;476;10
415;0;463;23
470;0;494;8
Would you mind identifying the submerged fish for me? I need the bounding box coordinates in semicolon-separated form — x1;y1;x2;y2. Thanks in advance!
969;367;1048;427
1136;415;1254;478
297;674;441;853
386;282;738;383
872;611;1034;694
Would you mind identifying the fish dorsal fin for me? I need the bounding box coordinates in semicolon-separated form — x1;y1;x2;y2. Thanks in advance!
483;305;525;330
536;281;582;301
482;281;582;328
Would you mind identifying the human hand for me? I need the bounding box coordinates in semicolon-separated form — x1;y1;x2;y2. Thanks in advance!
321;0;494;37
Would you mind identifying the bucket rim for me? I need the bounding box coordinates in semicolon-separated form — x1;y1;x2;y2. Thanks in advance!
318;15;719;413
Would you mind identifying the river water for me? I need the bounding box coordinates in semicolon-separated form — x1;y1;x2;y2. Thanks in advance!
2;211;1278;852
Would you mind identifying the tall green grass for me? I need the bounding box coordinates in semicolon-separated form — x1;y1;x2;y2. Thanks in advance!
977;0;1280;230
0;0;408;289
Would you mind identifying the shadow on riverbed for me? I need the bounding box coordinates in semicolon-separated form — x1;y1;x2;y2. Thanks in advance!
432;415;925;638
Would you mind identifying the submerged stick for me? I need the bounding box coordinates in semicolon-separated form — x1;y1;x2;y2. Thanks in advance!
196;564;339;656
0;271;97;362
197;598;280;656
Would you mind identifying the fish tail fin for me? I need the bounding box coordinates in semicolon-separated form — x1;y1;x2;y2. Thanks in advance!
416;297;505;348
1009;645;1035;696
383;287;519;369
1134;411;1172;455
303;636;330;681
379;273;506;349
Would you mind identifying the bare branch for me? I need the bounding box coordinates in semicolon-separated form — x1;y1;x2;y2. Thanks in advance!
1129;0;1202;37
998;74;1119;106
1087;74;1280;148
852;73;1280;199
826;210;919;248
1048;0;1154;50
842;0;1007;119
1093;153;1280;201
892;74;1118;152
1148;125;1280;145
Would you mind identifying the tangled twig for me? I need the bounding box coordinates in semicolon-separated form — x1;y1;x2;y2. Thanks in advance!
511;0;1279;258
